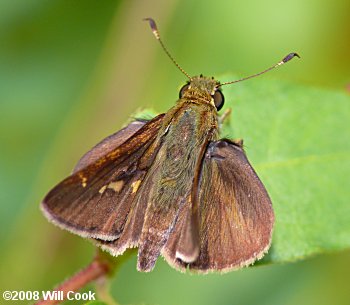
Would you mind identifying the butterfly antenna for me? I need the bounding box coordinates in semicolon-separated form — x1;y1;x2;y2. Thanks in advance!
220;53;300;86
144;18;191;80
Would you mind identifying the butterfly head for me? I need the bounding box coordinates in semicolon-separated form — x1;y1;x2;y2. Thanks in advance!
179;75;225;111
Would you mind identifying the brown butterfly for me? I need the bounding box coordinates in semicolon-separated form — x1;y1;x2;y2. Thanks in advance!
41;18;299;273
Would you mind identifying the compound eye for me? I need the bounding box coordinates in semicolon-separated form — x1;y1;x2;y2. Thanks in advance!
213;90;224;111
179;84;190;98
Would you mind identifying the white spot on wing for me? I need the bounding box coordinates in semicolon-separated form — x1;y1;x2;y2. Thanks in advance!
131;180;141;193
79;174;87;188
99;185;107;194
108;180;124;192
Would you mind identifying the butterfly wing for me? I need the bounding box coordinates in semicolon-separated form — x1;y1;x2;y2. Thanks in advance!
42;104;273;273
41;114;164;241
99;103;218;272
163;139;274;273
73;119;147;172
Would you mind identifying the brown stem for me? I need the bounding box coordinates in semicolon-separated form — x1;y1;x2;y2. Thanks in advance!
34;253;112;305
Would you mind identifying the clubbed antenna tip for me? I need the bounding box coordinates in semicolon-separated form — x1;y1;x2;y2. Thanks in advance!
282;52;300;64
143;18;160;39
220;52;300;86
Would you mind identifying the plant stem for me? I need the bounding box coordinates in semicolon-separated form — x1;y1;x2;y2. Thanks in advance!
34;251;113;305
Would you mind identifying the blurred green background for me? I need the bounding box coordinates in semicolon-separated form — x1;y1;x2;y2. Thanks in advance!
1;0;349;304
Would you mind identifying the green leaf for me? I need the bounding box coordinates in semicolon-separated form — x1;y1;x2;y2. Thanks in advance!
220;76;350;264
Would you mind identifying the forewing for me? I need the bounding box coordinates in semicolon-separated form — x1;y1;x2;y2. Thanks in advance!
41;114;164;241
73;120;147;172
163;139;274;272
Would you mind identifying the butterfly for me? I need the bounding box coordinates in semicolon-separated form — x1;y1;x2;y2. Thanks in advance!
41;18;298;273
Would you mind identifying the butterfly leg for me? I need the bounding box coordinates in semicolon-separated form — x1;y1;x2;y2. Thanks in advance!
219;108;232;126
